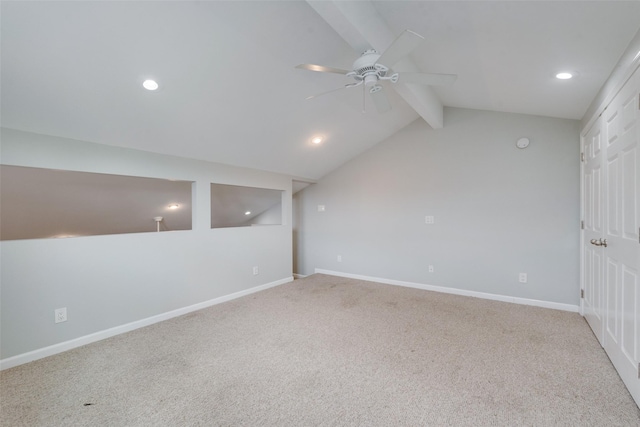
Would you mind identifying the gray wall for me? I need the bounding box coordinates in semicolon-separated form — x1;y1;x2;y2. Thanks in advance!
295;107;580;305
0;128;292;359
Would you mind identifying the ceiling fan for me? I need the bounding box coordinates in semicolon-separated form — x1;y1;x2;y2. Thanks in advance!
296;30;457;113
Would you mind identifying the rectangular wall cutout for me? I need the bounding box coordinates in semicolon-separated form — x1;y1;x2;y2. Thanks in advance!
0;165;193;240
210;183;283;228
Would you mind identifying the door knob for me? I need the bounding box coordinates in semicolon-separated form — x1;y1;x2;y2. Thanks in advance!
590;238;607;247
601;238;607;248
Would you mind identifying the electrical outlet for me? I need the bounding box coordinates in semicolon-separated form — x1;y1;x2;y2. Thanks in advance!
337;255;342;262
425;216;434;224
428;265;434;273
253;266;259;276
317;205;326;212
519;273;528;283
55;307;67;323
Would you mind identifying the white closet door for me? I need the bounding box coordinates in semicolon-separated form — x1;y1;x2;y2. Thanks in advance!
601;66;640;404
583;118;605;343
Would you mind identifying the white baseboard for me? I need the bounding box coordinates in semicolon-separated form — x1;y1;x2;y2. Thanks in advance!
0;276;293;371
315;269;579;313
292;273;307;279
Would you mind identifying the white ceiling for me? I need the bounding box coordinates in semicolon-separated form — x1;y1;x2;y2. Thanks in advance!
2;1;640;181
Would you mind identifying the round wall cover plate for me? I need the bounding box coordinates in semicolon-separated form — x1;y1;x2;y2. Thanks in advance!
516;137;530;149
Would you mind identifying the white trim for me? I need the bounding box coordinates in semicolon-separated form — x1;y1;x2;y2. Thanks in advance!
578;122;593;318
292;273;307;279
315;269;579;313
581;58;640;136
0;276;293;371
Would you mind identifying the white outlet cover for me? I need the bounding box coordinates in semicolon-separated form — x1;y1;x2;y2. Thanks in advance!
55;307;67;323
318;205;326;212
425;216;434;224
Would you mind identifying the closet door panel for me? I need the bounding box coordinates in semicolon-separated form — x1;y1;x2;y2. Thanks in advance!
583;121;605;343
601;67;640;404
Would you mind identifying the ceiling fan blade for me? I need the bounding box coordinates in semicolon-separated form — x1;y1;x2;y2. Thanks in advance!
304;86;344;100
369;85;391;113
295;64;350;75
397;72;458;86
305;86;346;100
305;82;362;100
378;30;425;68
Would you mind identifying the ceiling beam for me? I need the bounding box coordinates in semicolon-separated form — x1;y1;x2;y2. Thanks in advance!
307;0;445;129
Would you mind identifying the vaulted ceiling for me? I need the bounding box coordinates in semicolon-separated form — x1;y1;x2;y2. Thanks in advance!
2;1;640;181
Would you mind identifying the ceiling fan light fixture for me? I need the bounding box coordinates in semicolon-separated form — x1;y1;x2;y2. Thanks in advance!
364;74;378;86
311;136;323;144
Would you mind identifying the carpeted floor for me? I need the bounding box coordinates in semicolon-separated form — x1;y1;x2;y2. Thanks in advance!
1;273;639;426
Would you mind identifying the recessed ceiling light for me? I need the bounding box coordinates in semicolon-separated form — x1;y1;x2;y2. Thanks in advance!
311;136;323;145
245;211;251;215
555;72;573;80
143;79;159;90
168;204;179;209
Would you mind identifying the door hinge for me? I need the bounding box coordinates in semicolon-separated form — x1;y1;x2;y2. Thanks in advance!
581;152;585;162
581;220;584;230
638;362;640;379
581;289;585;299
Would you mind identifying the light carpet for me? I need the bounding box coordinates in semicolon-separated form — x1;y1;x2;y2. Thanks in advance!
1;274;639;426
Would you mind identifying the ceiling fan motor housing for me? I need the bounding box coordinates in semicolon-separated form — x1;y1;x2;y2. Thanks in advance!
353;49;386;85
